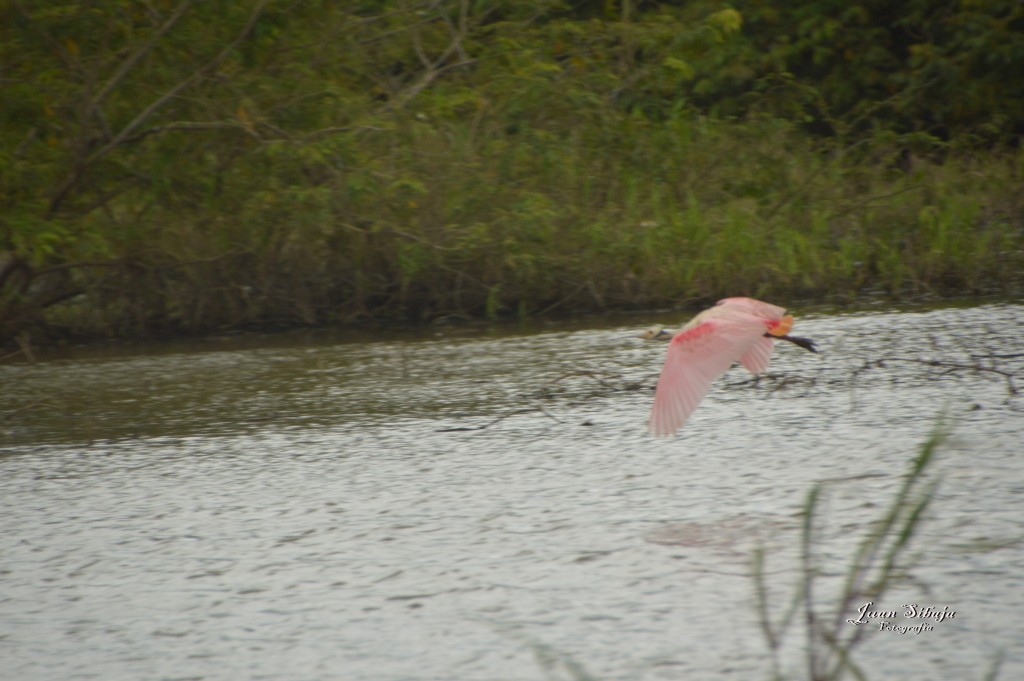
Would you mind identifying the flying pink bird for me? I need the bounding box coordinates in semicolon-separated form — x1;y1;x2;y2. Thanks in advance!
645;297;817;436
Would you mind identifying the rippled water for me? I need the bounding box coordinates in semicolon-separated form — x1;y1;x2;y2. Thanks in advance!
2;302;1022;680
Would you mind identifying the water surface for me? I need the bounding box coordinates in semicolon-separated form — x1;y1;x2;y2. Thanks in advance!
2;302;1022;680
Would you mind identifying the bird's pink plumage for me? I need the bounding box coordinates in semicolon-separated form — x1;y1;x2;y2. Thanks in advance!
648;297;790;436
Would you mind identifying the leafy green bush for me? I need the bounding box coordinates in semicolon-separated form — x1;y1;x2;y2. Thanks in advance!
2;1;1022;347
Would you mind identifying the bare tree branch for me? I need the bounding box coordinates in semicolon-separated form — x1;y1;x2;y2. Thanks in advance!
90;0;195;112
47;0;271;217
95;0;270;156
386;0;482;110
118;120;264;145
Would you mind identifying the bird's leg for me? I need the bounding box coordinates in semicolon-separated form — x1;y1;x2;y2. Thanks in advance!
766;332;819;354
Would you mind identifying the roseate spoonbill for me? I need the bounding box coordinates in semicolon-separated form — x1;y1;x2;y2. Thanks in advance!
643;297;818;436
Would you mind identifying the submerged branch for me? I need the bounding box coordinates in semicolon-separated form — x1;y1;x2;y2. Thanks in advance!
435;405;563;432
877;356;1019;395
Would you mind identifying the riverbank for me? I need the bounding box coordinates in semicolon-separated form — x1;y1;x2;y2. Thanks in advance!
4;3;1022;352
4;135;1022;355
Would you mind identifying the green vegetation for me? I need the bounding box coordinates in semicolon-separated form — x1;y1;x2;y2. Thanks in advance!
754;424;947;681
3;1;1023;348
511;425;1005;680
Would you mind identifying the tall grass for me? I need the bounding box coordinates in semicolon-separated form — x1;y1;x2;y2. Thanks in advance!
509;424;1003;680
14;113;1024;344
752;423;961;681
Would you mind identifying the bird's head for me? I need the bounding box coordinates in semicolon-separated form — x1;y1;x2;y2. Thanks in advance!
637;326;674;341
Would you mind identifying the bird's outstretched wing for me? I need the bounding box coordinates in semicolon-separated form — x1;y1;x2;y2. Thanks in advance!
716;297;786;319
648;314;770;436
739;335;775;374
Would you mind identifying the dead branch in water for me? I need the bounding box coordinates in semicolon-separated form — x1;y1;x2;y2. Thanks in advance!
874;356;1018;396
435;405;563;432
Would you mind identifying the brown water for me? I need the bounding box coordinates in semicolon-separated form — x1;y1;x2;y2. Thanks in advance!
2;302;1022;680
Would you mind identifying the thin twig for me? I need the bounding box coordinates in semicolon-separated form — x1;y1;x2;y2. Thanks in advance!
47;0;271;216
881;356;1019;395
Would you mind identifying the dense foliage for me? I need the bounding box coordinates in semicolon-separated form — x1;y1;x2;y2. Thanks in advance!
2;0;1023;347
